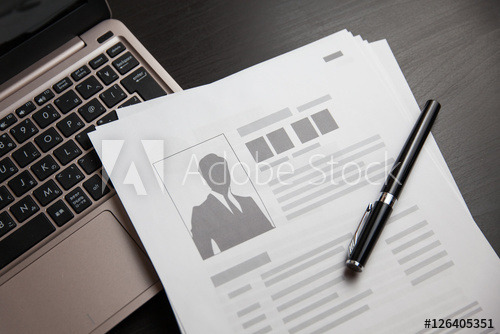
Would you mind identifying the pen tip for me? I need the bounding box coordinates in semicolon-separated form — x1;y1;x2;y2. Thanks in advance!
346;259;363;272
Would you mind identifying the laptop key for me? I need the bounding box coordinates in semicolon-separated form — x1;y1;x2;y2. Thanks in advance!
0;158;18;183
34;89;54;106
112;52;139;75
12;142;41;168
34;127;63;153
83;174;110;201
100;84;126;108
78;98;106;122
53;140;81;164
57;113;85;137
75;126;96;150
0;157;18;182
54;140;81;165
31;156;60;181
78;150;101;174
0;213;55;270
0;212;16;238
97;31;114;44
0;186;15;211
0;134;16;157
15;101;36;118
96;110;118;125
97;65;118;85
0;113;17;131
32;104;61;129
10;195;39;223
10;119;38;143
8;170;37;197
33;180;62;206
89;53;108;69
47;200;74;227
53;77;72;93
76;76;103;100
107;42;125;58
56;164;84;190
65;187;91;213
121;67;167;101
119;96;141;109
54;90;82;114
71;65;90;81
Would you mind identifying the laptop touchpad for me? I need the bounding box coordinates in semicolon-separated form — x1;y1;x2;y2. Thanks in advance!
0;210;157;334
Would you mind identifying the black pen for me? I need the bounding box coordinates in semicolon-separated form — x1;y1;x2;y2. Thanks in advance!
346;100;441;272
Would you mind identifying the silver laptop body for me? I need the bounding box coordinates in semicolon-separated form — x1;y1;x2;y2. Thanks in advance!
0;1;181;332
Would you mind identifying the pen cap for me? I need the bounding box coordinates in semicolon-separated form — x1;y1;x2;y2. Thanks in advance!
381;100;440;197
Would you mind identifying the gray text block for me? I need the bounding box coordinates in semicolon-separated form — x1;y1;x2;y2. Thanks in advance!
311;109;338;135
246;137;274;162
291;118;319;143
211;253;271;287
237;108;293;137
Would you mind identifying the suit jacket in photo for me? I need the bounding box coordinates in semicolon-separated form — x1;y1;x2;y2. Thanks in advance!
191;194;273;259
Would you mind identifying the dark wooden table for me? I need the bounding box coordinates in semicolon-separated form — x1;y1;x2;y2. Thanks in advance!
107;0;500;332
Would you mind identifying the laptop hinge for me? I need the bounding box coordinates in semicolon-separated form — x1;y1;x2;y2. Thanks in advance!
0;37;85;101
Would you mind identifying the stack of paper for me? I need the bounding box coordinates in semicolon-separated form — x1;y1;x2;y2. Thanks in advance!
90;30;499;333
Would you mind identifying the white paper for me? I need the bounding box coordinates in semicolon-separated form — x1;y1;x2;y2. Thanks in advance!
90;31;499;333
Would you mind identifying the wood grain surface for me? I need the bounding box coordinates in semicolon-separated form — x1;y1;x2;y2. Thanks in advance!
106;0;500;332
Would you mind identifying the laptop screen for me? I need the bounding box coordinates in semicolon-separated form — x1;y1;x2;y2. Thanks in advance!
0;0;83;57
0;0;110;88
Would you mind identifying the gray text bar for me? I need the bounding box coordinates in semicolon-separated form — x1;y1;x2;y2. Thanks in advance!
237;303;261;317
386;220;428;244
253;325;272;334
387;205;419;224
286;173;385;220
289;290;372;333
242;314;266;329
271;266;344;300
260;156;290;171
261;233;351;280
264;247;343;287
269;135;381;186
237;108;292;137
282;159;385;211
211;253;271;287
411;261;454;285
283;292;339;323
311;305;370;334
405;250;448;275
277;280;341;312
398;240;441;265
228;284;252;298
392;231;435;254
323;51;343;62
276;162;365;203
292;142;321;158
297;95;332;112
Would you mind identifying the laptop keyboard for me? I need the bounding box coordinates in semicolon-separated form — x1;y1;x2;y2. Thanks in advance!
0;42;167;270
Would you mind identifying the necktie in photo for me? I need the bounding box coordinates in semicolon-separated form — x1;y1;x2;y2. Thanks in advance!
224;194;240;214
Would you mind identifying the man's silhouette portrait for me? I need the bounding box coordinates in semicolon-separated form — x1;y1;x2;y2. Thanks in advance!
191;153;273;259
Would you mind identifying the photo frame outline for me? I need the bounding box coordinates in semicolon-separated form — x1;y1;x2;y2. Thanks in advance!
152;133;275;258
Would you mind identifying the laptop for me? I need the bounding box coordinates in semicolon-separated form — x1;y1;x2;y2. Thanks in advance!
0;1;182;332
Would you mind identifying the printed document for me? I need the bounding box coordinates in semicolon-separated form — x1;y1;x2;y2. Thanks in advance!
90;30;499;333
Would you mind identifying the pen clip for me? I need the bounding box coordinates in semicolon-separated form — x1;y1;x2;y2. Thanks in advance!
347;203;373;259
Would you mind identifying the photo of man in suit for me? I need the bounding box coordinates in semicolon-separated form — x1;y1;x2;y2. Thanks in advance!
191;153;274;259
